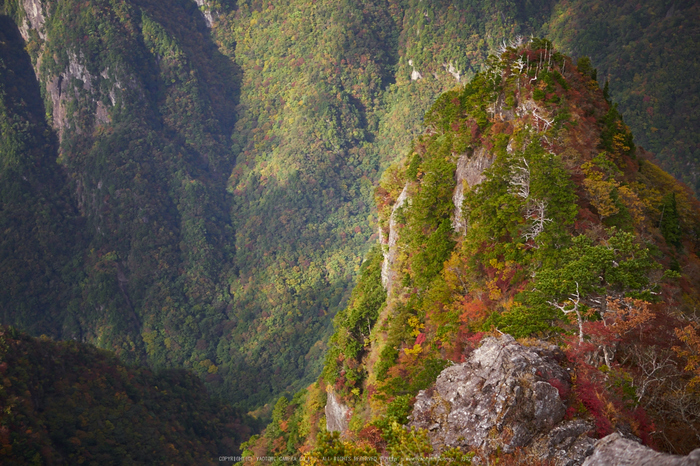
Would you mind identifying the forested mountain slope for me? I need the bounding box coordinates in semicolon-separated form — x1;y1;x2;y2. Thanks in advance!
542;0;700;193
0;0;698;415
250;41;700;463
211;0;554;406
0;14;81;338
2;0;246;399
0;326;252;464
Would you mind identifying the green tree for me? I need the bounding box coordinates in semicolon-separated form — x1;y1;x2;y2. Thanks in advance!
660;192;682;249
530;230;656;342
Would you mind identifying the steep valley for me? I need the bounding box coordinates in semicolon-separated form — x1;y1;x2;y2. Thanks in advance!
1;0;700;463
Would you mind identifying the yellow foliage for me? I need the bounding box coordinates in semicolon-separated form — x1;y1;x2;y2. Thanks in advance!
582;168;619;218
612;132;631;159
674;322;700;390
581;158;627;219
404;343;423;357
408;315;424;337
617;185;646;227
487;278;502;300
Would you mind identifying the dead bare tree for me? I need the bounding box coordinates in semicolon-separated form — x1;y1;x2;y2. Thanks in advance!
523;198;552;244
532;106;553;132
509;158;530;199
509;157;552;244
634;347;678;404
548;281;585;343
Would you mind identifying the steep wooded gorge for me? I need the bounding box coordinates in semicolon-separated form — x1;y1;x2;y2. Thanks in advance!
1;0;700;463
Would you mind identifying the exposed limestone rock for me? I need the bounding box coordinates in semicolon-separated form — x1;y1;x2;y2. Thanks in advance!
381;184;409;291
408;59;422;81
44;56;127;140
67;52;94;91
582;433;700;466
452;147;495;233
443;62;461;82
325;388;351;433
529;420;596;466
46;74;71;140
95;101;111;126
194;0;218;28
46;52;95;141
18;0;46;41
410;335;595;465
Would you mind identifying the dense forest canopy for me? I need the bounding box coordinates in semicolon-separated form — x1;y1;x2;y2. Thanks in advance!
0;326;253;463
0;0;698;425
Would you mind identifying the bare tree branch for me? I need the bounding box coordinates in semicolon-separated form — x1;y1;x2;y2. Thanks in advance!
548;282;584;343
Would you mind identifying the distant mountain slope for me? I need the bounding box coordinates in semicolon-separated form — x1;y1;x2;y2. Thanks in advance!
0;0;553;408
0;15;81;339
542;0;700;193
210;0;556;406
0;326;251;464
1;0;242;387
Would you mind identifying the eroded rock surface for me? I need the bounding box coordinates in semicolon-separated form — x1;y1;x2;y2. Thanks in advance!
530;420;596;466
325;388;351;433
381;183;409;292
582;433;700;466
18;0;46;40
452;147;495;233
194;0;218;28
410;335;595;465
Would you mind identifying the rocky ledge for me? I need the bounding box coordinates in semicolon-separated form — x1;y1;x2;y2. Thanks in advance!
409;334;700;465
410;335;592;465
582;433;700;465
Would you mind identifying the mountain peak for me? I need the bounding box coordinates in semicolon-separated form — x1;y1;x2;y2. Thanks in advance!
252;41;700;463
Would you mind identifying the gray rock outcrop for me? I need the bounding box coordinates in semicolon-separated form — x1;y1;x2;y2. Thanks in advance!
452;147;495;233
410;335;595;465
529;419;596;466
325;388;351;433
582;433;700;466
45;53;121;141
194;0;218;28
381;183;409;293
18;0;46;41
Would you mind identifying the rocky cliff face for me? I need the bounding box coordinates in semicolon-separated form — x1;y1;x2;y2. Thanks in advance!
17;0;46;40
452;147;495;233
409;335;700;465
193;0;217;28
14;1;132;144
381;183;409;293
44;53;121;142
410;335;595;465
325;388;351;433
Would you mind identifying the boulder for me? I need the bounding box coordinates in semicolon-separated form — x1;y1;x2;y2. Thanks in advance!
582;433;700;465
410;335;595;465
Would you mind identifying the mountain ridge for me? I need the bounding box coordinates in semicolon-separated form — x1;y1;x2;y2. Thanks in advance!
247;39;700;463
